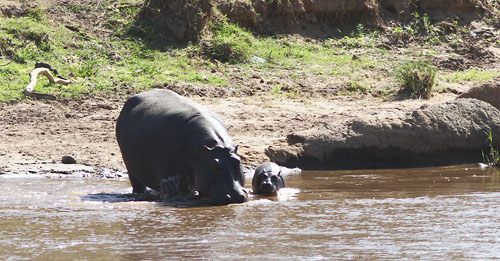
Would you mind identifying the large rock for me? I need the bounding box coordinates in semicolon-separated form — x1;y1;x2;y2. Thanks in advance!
458;77;500;111
266;99;500;169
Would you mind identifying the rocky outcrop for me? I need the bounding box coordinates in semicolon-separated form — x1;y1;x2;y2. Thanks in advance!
217;0;486;35
458;77;500;111
216;0;257;28
379;0;485;21
266;99;500;169
248;0;382;33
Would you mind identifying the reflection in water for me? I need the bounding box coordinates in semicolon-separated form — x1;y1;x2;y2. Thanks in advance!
1;165;500;259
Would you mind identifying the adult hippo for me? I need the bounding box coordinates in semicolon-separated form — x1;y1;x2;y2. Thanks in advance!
116;89;248;205
252;162;286;195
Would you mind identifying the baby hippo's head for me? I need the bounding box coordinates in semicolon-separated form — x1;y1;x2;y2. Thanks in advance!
252;162;285;195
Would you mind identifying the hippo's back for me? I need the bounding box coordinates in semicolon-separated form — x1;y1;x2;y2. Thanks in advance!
116;89;222;190
117;89;213;133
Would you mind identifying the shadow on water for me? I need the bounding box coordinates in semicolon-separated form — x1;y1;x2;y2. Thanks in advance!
82;188;299;207
81;191;217;208
81;191;159;203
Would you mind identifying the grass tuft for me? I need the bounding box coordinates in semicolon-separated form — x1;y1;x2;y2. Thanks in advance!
483;129;500;167
395;60;437;99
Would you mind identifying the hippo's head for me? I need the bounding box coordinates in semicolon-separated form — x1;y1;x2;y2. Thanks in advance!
194;145;248;205
252;162;286;195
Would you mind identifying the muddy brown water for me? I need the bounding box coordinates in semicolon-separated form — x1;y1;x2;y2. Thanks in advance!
2;165;500;259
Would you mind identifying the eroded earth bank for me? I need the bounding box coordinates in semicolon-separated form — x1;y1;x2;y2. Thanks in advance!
1;78;499;174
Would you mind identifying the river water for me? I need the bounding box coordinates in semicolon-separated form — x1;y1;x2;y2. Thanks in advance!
1;164;500;260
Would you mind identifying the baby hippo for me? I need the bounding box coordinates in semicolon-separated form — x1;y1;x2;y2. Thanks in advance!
252;162;286;195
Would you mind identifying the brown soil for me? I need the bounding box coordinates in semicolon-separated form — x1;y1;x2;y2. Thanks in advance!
0;91;459;171
146;0;497;41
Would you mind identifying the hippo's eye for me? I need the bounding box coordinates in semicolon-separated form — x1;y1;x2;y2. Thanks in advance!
212;158;221;170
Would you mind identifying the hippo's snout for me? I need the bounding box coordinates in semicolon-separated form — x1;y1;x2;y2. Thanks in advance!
225;188;248;204
259;181;276;195
213;185;248;205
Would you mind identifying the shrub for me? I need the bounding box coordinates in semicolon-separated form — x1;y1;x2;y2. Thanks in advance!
201;22;254;64
395;60;437;99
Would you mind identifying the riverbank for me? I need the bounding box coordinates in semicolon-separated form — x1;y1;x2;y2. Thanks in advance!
1;80;499;172
0;89;445;170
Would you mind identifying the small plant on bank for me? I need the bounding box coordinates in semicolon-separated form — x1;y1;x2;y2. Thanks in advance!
482;129;500;167
391;26;415;42
389;12;441;45
330;23;379;49
27;7;45;22
395;59;437;99
200;22;255;64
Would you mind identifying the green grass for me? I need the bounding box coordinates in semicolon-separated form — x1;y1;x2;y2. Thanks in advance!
201;22;255;64
27;6;45;22
336;81;370;95
329;24;380;49
0;2;496;103
0;8;228;102
439;68;500;83
249;35;387;93
62;4;93;13
388;12;442;45
483;129;500;167
395;59;437;99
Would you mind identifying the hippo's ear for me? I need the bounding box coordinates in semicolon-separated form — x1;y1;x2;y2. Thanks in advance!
278;171;286;186
204;145;214;151
234;145;238;154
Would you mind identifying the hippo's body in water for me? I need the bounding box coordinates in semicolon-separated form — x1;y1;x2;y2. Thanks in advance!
116;89;248;205
252;162;286;195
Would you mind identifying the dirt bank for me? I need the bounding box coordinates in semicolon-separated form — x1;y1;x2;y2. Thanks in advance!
267;97;500;169
0;89;460;171
143;0;497;41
